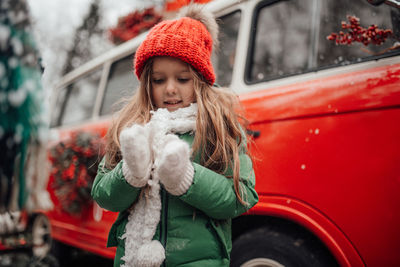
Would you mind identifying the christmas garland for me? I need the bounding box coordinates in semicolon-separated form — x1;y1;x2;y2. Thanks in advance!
109;7;162;44
49;132;105;215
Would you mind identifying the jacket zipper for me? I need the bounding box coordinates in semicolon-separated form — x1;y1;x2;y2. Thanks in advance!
161;188;168;267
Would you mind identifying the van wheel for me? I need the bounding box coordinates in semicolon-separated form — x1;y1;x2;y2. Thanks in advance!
27;254;59;267
366;0;386;5
29;213;52;258
230;226;338;267
50;240;74;267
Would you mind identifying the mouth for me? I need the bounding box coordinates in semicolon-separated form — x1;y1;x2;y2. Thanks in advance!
164;100;182;105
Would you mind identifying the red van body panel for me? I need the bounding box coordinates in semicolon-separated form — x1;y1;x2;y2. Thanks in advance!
241;62;400;266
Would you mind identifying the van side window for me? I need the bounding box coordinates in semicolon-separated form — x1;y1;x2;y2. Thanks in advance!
248;0;314;83
50;69;101;127
317;1;399;68
247;0;400;84
100;55;138;116
214;11;241;87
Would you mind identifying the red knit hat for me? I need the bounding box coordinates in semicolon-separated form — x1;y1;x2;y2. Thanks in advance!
134;4;218;85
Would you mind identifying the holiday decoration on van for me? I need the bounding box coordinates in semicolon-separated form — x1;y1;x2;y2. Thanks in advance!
49;132;105;215
109;7;162;44
327;15;393;46
165;0;212;11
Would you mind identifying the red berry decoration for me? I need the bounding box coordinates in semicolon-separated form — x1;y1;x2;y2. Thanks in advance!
109;7;162;44
327;15;393;46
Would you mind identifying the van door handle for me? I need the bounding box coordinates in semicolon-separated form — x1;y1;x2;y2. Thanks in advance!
247;129;260;138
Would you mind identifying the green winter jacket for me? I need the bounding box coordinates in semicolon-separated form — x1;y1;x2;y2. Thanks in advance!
91;132;258;267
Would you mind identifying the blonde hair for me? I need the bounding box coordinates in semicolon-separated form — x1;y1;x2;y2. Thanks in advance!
104;58;250;205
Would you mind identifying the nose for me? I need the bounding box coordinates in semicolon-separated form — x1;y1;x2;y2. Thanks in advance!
165;79;177;95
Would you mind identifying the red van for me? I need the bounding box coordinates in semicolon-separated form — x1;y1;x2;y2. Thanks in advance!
45;0;400;266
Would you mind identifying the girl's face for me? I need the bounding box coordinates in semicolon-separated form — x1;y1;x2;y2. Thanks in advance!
151;57;196;112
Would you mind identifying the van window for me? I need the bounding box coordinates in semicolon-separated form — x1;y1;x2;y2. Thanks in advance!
248;0;314;82
51;68;101;127
317;1;399;68
247;0;400;84
100;55;138;116
214;11;241;87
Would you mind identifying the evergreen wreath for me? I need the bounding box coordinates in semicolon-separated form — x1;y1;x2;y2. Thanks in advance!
49;132;105;215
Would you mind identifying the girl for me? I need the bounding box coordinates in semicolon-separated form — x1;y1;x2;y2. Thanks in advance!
91;4;258;267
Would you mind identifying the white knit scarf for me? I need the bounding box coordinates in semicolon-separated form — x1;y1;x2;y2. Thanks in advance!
121;103;197;267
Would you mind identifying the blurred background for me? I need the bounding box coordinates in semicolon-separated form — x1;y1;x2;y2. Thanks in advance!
27;0;165;106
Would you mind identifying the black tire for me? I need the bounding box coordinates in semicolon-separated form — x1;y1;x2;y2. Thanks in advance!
27;254;60;267
366;0;386;5
230;226;339;267
49;240;74;267
29;213;52;258
50;240;113;267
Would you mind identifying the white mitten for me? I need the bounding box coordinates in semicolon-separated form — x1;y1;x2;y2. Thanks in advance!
154;134;194;195
120;124;152;187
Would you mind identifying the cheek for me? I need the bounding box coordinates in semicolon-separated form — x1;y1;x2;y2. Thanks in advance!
183;90;195;103
151;86;162;106
190;90;196;103
184;83;196;102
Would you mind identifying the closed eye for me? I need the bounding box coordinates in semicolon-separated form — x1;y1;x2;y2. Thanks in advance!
178;78;190;83
152;78;164;84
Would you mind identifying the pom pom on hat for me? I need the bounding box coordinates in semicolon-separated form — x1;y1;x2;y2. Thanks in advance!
134;4;218;85
177;4;219;50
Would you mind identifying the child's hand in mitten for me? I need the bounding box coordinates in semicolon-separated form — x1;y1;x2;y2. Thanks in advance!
154;134;194;195
120;124;152;187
